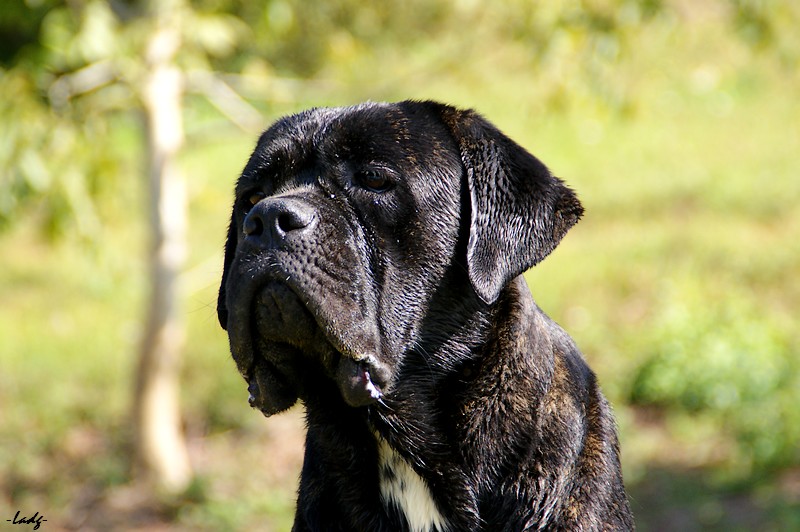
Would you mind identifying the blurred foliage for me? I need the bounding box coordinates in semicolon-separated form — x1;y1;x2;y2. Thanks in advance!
731;0;800;58
2;0;799;239
0;67;133;239
631;286;800;477
0;0;250;238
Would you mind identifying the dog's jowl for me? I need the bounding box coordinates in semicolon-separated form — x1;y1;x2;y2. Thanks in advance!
218;101;634;531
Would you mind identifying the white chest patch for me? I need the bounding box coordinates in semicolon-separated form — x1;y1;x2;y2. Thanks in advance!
376;435;449;532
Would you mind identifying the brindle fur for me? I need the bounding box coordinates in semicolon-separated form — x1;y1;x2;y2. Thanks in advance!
219;101;633;531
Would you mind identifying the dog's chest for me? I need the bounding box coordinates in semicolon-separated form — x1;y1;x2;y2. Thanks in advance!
376;436;449;532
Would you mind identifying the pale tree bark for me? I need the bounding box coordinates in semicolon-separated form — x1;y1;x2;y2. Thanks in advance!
133;8;192;493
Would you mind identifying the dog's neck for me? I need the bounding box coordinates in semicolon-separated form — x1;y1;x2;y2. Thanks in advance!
298;276;556;530
365;275;554;528
373;431;450;532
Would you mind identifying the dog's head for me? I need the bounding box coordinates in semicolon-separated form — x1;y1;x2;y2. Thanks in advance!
218;101;582;415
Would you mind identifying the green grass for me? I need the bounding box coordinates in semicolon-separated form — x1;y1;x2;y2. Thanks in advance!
2;15;799;530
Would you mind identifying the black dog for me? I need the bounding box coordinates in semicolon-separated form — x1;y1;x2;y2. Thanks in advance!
218;101;633;531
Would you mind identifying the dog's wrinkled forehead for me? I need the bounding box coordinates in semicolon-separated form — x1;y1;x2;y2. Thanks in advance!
238;103;459;191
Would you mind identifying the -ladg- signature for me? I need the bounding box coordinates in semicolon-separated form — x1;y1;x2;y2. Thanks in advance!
7;510;47;530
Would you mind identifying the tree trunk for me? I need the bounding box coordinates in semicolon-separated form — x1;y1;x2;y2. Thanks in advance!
133;18;192;493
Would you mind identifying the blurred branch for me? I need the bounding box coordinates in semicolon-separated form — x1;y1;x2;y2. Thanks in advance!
48;60;118;109
133;12;193;495
185;69;263;132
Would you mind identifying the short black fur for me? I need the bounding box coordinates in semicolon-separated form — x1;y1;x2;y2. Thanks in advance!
219;101;633;531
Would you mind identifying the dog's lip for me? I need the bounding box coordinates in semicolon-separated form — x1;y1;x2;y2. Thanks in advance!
245;353;386;412
226;270;389;409
335;354;386;407
247;380;259;407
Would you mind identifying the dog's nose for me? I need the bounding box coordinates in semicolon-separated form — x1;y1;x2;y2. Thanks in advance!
243;198;315;247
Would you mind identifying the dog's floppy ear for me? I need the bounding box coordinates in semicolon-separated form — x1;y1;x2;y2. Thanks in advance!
217;218;237;330
433;103;584;304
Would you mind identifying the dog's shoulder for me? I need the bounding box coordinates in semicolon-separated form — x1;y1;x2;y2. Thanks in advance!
474;279;633;529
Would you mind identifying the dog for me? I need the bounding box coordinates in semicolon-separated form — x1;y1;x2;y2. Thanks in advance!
218;101;633;531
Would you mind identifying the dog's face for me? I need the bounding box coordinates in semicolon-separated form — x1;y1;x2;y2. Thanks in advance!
218;101;583;415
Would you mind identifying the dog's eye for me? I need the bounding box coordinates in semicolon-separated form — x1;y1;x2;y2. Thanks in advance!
355;171;392;193
249;192;266;205
242;191;266;214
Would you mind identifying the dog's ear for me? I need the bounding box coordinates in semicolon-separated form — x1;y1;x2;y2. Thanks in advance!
217;217;237;330
432;103;584;304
